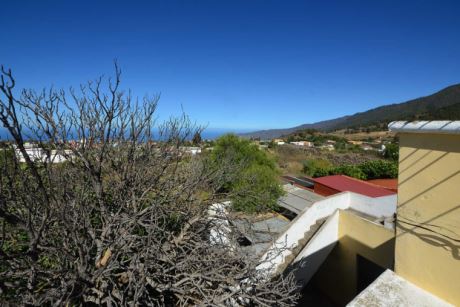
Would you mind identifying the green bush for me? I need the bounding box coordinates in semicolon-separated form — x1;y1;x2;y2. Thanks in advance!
231;164;284;212
303;157;398;180
383;143;399;161
0;148;14;169
330;164;367;180
211;134;284;213
312;166;332;178
359;160;398;179
303;159;333;177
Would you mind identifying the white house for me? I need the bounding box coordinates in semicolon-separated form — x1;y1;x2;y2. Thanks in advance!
290;141;313;147
14;143;73;163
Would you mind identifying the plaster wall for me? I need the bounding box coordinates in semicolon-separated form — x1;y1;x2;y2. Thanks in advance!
395;132;460;305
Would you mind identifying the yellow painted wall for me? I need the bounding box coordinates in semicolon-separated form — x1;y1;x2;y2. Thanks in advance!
312;210;394;305
396;132;460;305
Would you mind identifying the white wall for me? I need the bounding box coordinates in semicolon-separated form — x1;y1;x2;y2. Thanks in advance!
290;210;340;287
257;192;350;274
349;194;397;218
15;147;74;163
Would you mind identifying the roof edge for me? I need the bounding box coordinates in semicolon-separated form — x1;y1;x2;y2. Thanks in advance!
388;121;460;135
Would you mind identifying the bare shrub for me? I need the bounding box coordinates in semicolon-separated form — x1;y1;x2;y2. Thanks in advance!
0;64;298;306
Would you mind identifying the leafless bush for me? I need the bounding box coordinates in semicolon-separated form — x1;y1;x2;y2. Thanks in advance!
0;64;298;306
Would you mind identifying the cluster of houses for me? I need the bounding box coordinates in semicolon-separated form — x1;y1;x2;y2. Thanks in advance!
10;141;205;164
217;121;460;306
265;137;386;152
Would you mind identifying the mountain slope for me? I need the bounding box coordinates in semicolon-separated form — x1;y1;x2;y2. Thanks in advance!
241;83;460;139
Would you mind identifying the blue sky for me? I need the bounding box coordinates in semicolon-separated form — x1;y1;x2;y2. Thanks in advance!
1;0;460;131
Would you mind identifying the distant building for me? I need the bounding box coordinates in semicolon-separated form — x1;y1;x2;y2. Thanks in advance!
290;141;313;147
272;138;285;145
180;146;201;155
14;143;73;163
15;143;44;162
320;144;335;151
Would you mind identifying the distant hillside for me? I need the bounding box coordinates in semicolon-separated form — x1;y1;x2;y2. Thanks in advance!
241;83;460;139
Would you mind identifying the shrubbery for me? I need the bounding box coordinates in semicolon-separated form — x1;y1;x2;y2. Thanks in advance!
383;143;399;161
329;164;367;180
303;158;398;180
359;159;398;179
211;134;284;213
302;159;333;177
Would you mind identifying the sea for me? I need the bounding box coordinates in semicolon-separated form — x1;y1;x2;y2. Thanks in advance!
0;127;254;141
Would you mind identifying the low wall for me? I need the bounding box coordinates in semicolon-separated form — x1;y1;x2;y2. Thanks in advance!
290;210;340;287
257;192;350;274
350;194;397;218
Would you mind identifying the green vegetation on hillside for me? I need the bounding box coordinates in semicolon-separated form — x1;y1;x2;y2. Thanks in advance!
243;83;460;139
272;143;382;175
285;130;365;152
286;129;346;144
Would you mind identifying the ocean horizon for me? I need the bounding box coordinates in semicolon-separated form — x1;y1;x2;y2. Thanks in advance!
0;127;255;141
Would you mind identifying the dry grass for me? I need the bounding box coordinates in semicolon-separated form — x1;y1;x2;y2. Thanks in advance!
331;130;395;141
270;144;382;176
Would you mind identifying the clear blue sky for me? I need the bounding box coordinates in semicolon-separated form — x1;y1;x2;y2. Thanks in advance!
1;0;460;131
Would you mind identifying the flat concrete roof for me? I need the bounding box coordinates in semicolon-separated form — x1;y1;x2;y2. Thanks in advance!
348;270;453;307
277;184;324;214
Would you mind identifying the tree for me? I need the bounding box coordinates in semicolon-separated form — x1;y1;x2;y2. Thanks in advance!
0;65;297;305
192;130;202;145
211;134;284;213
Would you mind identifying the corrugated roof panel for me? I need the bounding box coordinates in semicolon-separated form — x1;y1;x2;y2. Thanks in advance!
314;175;396;198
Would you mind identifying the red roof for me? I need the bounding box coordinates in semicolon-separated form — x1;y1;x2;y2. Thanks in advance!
314;175;396;198
367;179;398;192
